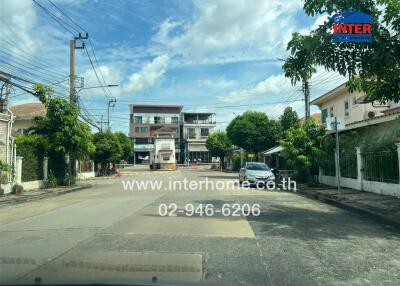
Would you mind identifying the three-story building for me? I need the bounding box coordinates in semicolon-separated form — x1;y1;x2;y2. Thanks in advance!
129;104;182;164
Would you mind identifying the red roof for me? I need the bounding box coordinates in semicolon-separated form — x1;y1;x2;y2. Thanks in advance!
129;104;183;108
346;109;400;126
10;103;46;118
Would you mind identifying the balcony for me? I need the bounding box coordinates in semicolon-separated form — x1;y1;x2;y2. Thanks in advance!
134;144;154;151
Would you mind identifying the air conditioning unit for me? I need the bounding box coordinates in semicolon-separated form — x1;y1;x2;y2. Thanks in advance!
364;111;377;120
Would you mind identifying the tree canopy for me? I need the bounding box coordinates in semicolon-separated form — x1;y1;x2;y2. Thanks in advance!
32;85;95;159
279;107;300;131
226;111;281;155
280;118;326;182
284;0;400;103
92;131;123;164
114;131;133;161
205;131;232;168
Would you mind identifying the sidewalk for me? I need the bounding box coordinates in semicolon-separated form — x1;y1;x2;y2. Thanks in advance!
0;184;92;206
294;186;400;227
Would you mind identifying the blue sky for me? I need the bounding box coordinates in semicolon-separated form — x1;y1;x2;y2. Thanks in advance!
1;0;347;132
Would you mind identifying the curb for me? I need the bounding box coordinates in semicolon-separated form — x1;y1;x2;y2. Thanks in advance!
292;188;400;229
0;184;93;206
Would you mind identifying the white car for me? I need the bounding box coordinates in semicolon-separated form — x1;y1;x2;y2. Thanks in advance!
239;162;275;186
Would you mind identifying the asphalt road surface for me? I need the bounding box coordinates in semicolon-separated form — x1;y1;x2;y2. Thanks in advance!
1;165;400;286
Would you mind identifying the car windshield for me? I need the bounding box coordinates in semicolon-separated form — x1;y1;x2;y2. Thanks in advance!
246;164;270;171
1;1;400;285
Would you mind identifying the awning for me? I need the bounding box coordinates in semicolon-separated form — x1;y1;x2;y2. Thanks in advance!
263;145;284;155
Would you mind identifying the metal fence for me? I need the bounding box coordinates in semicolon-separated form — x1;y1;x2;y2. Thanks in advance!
340;152;358;179
362;151;399;184
319;152;336;177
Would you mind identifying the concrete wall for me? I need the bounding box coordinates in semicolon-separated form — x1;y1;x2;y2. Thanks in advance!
22;180;43;190
77;171;95;180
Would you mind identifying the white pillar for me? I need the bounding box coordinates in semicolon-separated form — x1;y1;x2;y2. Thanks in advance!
396;143;400;185
355;147;363;190
43;156;48;181
16;156;23;185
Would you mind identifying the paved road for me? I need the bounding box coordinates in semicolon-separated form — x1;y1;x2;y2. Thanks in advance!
1;166;400;285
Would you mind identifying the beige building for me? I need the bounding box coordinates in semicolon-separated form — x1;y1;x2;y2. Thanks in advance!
9;103;46;136
310;83;384;126
182;112;216;163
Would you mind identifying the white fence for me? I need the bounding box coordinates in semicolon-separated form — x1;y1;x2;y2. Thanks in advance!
319;144;400;197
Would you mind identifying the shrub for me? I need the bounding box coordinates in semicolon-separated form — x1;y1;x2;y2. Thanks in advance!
15;135;45;182
43;171;57;189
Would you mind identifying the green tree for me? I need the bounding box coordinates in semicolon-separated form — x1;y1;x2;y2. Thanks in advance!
205;132;232;170
279;107;300;131
280;118;326;182
114;132;133;161
287;0;400;103
92;131;123;164
32;84;95;183
226;111;281;158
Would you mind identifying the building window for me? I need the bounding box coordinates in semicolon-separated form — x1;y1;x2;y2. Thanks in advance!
344;100;349;117
200;128;209;137
187;128;196;139
329;106;334;117
171;116;179;124
134;116;142;124
154;116;164;124
321;109;328;124
135;127;148;133
17;128;28;134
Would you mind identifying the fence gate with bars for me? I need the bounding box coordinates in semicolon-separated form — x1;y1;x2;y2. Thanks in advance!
319;144;400;197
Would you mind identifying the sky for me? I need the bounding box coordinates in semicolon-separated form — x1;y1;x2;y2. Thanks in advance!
0;0;347;133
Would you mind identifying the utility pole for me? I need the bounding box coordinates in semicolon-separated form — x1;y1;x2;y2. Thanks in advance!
303;80;310;119
97;115;107;132
107;98;116;130
69;33;88;105
69;33;88;179
334;117;341;194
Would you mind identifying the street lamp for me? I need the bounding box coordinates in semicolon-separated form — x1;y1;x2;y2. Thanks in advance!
76;84;118;96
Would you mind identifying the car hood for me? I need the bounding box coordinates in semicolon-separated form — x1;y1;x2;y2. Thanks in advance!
246;170;273;177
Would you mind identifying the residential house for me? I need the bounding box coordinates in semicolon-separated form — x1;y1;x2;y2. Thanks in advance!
182;112;216;164
311;83;400;197
128;105;217;164
9;103;46;135
129;104;182;164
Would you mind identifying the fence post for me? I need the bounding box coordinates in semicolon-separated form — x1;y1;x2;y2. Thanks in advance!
396;143;400;185
43;156;48;181
355;147;363;190
16;156;23;185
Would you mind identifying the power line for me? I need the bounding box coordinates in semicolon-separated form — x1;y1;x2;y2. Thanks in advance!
32;0;76;36
47;0;87;32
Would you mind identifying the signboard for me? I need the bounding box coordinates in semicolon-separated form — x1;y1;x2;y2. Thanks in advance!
330;9;373;43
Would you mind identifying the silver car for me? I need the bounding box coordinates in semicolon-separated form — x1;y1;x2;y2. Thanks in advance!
239;162;275;186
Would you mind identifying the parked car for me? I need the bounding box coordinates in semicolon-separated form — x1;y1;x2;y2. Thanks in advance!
239;162;275;186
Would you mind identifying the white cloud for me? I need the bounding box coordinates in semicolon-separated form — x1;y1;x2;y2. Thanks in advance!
218;74;292;103
154;0;303;63
122;55;169;94
0;0;38;57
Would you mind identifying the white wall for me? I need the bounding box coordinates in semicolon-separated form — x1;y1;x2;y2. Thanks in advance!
319;89;381;125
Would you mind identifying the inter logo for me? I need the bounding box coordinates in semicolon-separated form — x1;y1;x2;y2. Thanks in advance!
330;9;373;43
